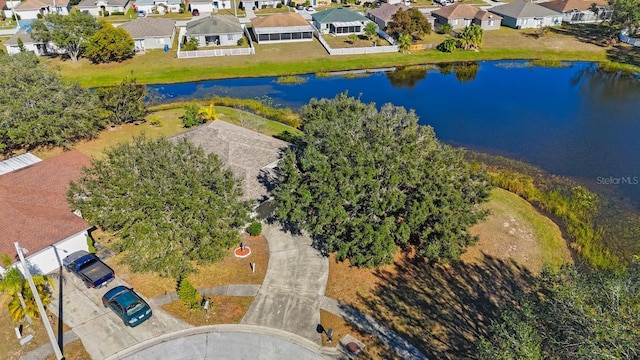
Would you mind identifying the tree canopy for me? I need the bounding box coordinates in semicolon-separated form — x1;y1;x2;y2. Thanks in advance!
31;11;101;62
458;24;483;50
95;77;148;124
478;263;640;359
386;8;432;39
272;94;491;267
84;22;134;63
0;52;105;154
608;0;640;35
67;136;250;279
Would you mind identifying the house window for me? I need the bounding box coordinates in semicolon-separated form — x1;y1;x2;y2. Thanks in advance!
156;38;165;44
259;34;269;41
282;33;291;40
227;34;234;41
488;20;493;26
292;32;302;39
303;32;312;39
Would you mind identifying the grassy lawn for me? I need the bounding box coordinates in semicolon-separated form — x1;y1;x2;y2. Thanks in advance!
322;34;392;48
324;188;571;359
0;295;76;360
46;23;637;87
161;296;254;326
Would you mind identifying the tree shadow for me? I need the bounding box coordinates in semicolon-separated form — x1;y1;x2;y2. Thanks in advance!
356;253;535;359
606;44;640;68
549;23;615;46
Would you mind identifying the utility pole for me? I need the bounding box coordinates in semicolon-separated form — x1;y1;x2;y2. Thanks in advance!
14;242;64;360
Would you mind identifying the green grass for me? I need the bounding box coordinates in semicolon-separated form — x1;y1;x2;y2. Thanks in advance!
275;75;308;84
45;23;640;87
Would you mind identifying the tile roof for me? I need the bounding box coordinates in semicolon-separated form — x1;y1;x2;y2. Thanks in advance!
251;13;311;28
538;0;606;12
118;18;176;38
489;0;561;19
312;7;368;23
0;151;91;257
15;0;70;11
186;15;243;35
431;3;488;20
366;3;408;22
170;121;290;203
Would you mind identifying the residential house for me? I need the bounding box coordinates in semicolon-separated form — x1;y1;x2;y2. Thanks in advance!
366;3;408;29
0;152;92;276
251;13;314;44
76;0;130;16
4;28;64;55
188;0;234;13
538;0;612;24
184;14;243;47
489;0;562;29
431;3;502;31
133;0;181;14
13;0;70;20
119;17;176;52
312;7;368;36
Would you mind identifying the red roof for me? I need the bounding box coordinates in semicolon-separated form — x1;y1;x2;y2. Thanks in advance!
0;151;92;257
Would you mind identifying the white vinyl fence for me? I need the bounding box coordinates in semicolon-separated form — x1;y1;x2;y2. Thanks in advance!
314;29;398;56
177;25;255;58
619;31;640;47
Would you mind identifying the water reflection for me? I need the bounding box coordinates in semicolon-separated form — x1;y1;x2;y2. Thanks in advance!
385;66;428;88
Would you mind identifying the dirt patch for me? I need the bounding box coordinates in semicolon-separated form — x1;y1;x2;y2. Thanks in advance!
161;296;253;326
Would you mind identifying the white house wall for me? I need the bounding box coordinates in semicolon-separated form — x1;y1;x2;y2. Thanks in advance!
14;9;40;20
141;35;173;49
15;230;89;276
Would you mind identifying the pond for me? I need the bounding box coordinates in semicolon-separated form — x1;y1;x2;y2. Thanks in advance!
148;61;640;205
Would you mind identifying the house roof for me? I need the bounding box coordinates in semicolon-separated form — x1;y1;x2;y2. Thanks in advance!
0;151;91;258
489;0;561;19
312;7;367;23
251;13;311;28
77;0;129;8
135;0;180;5
0;0;8;10
119;18;176;38
5;28;37;46
15;0;70;11
538;0;606;12
186;15;243;35
431;3;500;21
366;3;408;22
170;121;289;203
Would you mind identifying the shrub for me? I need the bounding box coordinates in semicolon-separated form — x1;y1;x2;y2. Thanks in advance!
237;37;246;46
290;1;296;7
437;38;457;52
111;11;124;15
177;279;201;309
261;4;267;8
276;2;283;8
182;37;199;51
247;221;262;236
438;23;452;34
149;116;163;127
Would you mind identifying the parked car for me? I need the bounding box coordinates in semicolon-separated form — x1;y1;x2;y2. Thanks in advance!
191;8;200;16
305;6;315;12
102;286;153;327
63;250;115;289
137;10;146;17
435;0;453;5
295;4;304;10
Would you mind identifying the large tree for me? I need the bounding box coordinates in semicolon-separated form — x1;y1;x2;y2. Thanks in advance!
273;94;491;267
478;263;640;359
95;78;148;124
84;22;134;63
67;136;250;279
31;11;101;62
608;0;640;35
386;8;432;39
0;52;105;154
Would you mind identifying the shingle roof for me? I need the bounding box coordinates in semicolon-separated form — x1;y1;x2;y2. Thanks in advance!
135;0;180;5
119;18;176;38
366;3;408;22
76;0;130;8
431;3;499;20
170;121;290;203
5;29;37;46
0;151;91;257
251;13;311;28
15;0;70;11
538;0;606;12
312;7;367;23
186;15;243;35
489;0;561;18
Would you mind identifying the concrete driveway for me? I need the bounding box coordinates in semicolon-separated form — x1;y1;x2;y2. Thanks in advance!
49;272;190;359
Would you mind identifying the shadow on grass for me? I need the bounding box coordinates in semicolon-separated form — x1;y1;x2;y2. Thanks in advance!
357;253;534;359
606;44;640;68
550;23;615;46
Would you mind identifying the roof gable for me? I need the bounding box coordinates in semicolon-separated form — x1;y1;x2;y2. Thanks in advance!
77;0;130;8
15;0;70;10
312;7;367;23
538;0;605;12
119;18;176;38
489;0;561;18
0;151;91;257
367;3;409;22
186;15;243;35
251;13;311;28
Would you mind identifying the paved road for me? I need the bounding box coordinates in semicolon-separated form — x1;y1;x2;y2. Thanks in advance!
48;273;190;359
241;223;329;343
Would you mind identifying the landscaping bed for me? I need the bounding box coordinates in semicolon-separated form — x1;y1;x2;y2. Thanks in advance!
162;296;254;326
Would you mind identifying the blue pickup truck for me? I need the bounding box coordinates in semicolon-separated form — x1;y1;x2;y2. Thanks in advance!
63;250;115;288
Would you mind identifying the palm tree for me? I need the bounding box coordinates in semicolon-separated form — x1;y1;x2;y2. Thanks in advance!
398;33;412;53
198;102;218;123
1;267;53;323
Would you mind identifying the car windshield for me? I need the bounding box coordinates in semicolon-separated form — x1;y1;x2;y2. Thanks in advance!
126;302;146;316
